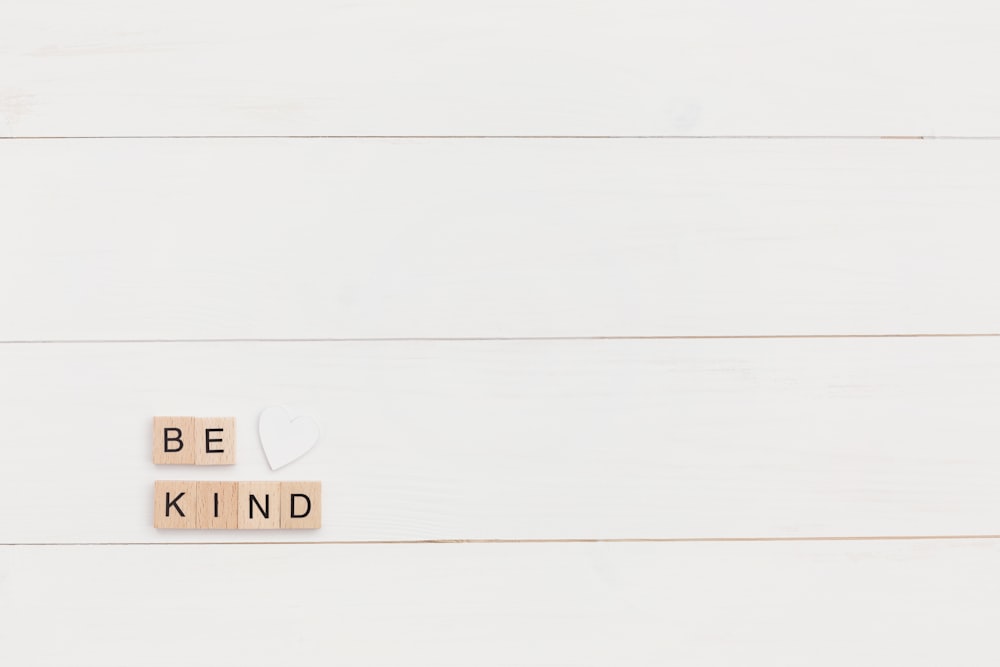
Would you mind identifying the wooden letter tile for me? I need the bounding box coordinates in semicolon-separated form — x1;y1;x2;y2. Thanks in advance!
196;481;238;529
280;481;322;529
154;480;198;529
238;481;281;529
152;416;196;465
194;417;236;465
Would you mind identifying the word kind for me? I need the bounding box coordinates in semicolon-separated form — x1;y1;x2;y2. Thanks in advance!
154;481;321;529
153;416;236;465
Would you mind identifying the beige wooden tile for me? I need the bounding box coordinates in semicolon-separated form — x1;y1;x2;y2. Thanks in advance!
196;481;238;530
237;481;281;529
152;416;196;465
194;416;236;466
279;481;322;529
153;480;198;529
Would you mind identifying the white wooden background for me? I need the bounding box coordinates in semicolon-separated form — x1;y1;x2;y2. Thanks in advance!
3;1;1000;664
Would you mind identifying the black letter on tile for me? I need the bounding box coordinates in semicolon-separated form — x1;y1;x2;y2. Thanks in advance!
249;494;269;519
290;493;311;519
164;428;184;453
205;428;224;454
165;492;186;517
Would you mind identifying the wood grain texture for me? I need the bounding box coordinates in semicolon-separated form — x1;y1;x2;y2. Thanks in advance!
153;481;198;529
2;139;1000;341
196;481;238;530
2;540;998;665
280;481;322;529
152;415;195;464
2;0;998;136
3;337;1000;543
8;1;999;662
238;481;282;530
194;416;236;466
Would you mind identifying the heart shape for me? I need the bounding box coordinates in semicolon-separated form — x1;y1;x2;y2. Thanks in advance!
258;406;320;470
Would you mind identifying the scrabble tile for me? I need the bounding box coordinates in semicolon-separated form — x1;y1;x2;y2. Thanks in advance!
196;481;238;529
238;481;281;529
280;481;322;529
152;416;196;465
194;416;236;466
153;480;198;529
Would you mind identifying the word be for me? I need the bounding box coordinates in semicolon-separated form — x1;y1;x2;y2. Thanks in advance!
153;416;236;465
154;480;321;530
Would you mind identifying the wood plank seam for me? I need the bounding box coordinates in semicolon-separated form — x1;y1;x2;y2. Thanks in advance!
5;332;1000;345
3;135;992;140
9;535;1000;546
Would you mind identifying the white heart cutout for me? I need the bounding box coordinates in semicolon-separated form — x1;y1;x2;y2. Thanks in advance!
259;406;320;470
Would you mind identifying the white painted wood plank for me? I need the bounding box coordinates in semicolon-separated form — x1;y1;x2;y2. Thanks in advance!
2;540;997;665
2;337;1000;543
3;139;1000;340
2;1;999;136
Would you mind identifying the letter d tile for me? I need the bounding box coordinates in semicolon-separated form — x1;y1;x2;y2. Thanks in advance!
280;481;322;529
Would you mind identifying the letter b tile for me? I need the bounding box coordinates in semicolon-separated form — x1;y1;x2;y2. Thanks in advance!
152;416;196;465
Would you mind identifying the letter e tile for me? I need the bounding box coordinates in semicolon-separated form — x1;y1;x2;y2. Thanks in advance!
194;417;236;466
